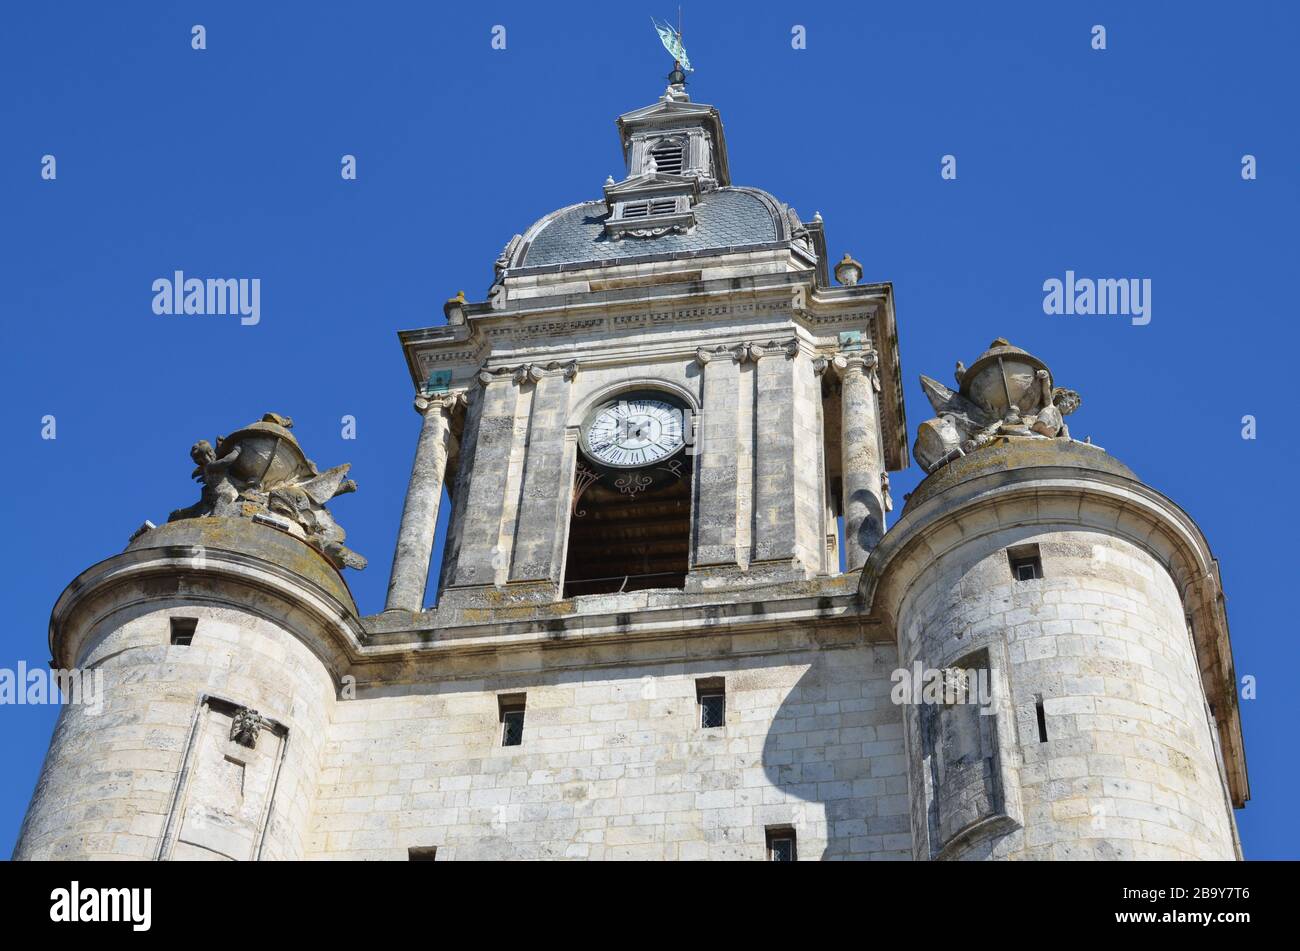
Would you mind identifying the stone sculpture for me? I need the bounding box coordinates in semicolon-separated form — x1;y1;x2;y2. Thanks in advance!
167;413;367;570
913;339;1082;474
229;706;266;749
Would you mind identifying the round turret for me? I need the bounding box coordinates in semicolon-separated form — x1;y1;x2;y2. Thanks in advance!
863;348;1246;860
14;419;366;861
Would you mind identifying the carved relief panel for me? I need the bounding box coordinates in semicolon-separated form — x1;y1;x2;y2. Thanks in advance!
156;696;288;861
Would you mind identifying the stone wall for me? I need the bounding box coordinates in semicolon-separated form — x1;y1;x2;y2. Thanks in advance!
306;638;910;861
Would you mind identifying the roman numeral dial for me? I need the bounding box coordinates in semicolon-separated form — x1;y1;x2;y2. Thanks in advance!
581;395;686;469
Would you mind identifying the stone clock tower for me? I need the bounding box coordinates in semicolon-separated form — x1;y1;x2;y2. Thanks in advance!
16;75;1247;861
384;80;907;614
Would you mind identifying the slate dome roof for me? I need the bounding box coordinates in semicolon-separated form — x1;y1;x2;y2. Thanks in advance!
510;186;798;272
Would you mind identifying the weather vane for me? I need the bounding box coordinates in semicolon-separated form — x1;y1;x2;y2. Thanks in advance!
652;10;693;73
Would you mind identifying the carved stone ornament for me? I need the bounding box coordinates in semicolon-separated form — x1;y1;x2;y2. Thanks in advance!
230;706;266;749
735;338;798;363
166;413;368;571
414;391;467;417
834;252;863;287
477;361;577;387
494;234;522;280
620;223;690;239
913;339;1083;475
696;344;745;366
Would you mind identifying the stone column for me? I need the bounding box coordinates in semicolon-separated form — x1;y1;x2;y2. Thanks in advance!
384;392;462;612
692;345;742;567
751;339;800;565
838;350;885;570
443;369;521;588
509;362;578;583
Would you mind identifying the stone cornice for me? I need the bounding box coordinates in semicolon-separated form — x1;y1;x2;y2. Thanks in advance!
48;543;365;680
397;278;907;471
48;540;878;692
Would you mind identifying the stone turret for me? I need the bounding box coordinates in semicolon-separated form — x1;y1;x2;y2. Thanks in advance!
862;342;1248;860
13;416;364;860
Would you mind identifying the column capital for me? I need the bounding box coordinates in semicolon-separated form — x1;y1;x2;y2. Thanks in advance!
695;344;745;366
477;360;578;386
744;338;798;362
414;390;467;417
836;348;878;372
829;349;881;391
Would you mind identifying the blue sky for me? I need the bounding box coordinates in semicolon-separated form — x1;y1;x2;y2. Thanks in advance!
1;2;1296;858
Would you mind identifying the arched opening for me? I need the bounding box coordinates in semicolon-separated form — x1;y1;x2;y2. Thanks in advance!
562;390;693;597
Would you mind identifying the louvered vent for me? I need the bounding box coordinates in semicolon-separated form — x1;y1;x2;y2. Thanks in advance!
650;140;686;175
621;199;677;220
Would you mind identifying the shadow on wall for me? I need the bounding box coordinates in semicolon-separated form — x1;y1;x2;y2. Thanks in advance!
758;643;910;861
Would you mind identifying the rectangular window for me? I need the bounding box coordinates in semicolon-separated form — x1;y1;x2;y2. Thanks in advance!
408;846;437;861
1007;544;1043;581
650;198;677;215
696;677;725;729
499;694;526;747
170;617;197;646
766;826;797;862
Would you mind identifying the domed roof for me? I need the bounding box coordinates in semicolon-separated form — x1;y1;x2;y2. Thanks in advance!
509;186;798;272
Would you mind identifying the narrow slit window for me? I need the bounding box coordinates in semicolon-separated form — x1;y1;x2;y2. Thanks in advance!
1008;544;1043;581
408;846;437;861
499;694;526;747
696;678;725;729
1035;695;1049;743
766;826;797;862
170;617;197;646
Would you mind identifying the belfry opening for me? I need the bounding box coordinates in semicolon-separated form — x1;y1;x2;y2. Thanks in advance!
563;392;693;597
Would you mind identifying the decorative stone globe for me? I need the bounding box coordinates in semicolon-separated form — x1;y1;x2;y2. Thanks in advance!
217;416;315;487
959;338;1051;418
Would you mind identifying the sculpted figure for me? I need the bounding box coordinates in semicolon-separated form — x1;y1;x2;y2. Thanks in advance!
166;413;367;570
1028;369;1081;439
168;439;242;521
912;341;1084;475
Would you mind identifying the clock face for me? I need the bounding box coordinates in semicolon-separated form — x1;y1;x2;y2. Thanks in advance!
583;396;686;469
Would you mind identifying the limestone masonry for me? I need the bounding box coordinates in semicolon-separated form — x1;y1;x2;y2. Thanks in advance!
15;78;1247;861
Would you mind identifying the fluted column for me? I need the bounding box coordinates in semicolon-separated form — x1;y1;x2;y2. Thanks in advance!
384;391;462;612
838;350;885;570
